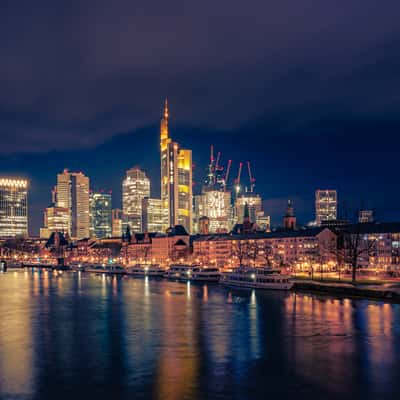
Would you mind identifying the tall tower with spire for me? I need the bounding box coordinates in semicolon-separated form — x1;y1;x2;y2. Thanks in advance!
283;199;296;230
159;99;193;233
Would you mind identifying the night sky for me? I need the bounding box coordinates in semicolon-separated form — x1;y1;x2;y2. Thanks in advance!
1;0;400;235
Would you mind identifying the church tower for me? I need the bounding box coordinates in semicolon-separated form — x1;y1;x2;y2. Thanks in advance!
283;199;296;230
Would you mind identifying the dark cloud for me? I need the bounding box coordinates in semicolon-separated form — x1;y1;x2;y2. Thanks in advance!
1;0;400;153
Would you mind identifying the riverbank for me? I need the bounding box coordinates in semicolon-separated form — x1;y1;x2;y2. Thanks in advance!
293;279;400;303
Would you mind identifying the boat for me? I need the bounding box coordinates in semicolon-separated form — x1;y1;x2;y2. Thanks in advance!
84;264;126;275
164;264;221;282
221;266;293;290
126;264;166;277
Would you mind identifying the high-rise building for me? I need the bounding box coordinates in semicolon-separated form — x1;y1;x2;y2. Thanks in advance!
197;190;232;233
142;197;169;233
55;169;90;239
40;206;69;239
359;210;374;223
90;192;112;238
0;178;28;237
112;209;123;237
122;167;150;232
235;193;262;224
315;189;337;225
160;99;193;233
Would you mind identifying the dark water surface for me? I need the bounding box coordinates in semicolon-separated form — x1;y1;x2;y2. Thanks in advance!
0;270;400;400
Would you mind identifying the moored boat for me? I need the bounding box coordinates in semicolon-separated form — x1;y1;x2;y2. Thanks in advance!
221;266;293;290
164;264;220;282
126;264;166;277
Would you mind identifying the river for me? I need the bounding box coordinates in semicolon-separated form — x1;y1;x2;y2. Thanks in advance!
0;270;399;400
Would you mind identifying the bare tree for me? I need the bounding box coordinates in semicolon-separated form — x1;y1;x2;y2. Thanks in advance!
257;240;274;267
339;226;377;283
231;240;250;267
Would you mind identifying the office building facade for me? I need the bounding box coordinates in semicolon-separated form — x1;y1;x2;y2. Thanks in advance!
315;189;337;225
0;178;28;237
90;192;112;238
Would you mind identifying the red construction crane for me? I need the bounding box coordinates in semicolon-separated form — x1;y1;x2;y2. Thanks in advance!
225;159;232;187
247;161;256;192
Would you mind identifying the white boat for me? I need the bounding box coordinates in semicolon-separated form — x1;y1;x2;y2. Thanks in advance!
221;266;293;290
126;264;166;277
164;264;221;282
84;264;126;275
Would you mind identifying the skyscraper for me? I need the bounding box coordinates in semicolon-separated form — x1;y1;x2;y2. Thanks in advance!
315;189;337;225
142;197;169;233
235;193;262;224
40;206;69;239
90;192;112;238
122;167;150;232
160;99;193;232
55;170;90;239
0;178;28;237
112;209;123;237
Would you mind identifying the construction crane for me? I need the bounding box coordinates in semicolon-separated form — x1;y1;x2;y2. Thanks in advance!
224;159;232;188
234;162;243;195
247;161;256;193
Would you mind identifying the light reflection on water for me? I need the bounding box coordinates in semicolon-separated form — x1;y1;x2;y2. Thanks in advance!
0;270;399;400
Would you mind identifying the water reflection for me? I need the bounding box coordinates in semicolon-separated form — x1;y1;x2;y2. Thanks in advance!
0;271;399;400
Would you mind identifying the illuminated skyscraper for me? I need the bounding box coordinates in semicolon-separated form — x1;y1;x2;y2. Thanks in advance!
0;178;28;237
40;206;69;239
315;189;337;225
55;169;90;239
235;193;263;224
122;167;150;232
198;190;232;233
160;99;193;232
142;197;168;233
90;192;112;238
112;209;123;237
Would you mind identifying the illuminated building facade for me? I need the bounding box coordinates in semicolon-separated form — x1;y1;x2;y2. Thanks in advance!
0;178;28;237
197;190;232;233
112;209;123;237
122;167;150;232
160;99;192;233
142;197;168;233
55;169;90;239
90;192;112;238
315;189;337;225
40;206;69;239
235;193;262;224
359;210;374;223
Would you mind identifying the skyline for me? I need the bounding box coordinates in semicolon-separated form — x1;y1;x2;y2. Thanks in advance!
1;1;400;234
0;106;397;236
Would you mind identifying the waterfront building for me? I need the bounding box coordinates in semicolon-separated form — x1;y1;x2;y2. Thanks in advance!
283;200;296;230
235;192;262;224
0;178;28;237
112;209;123;237
123;225;190;265
40;206;70;239
160;99;193;233
90;192;112;239
142;197;168;233
193;227;336;268
315;189;337;225
55;169;90;239
122;167;150;233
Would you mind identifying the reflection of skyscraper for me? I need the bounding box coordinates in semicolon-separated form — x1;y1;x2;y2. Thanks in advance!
315;189;337;225
90;192;112;238
122;167;150;232
160;99;192;233
56;170;90;239
0;178;28;237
